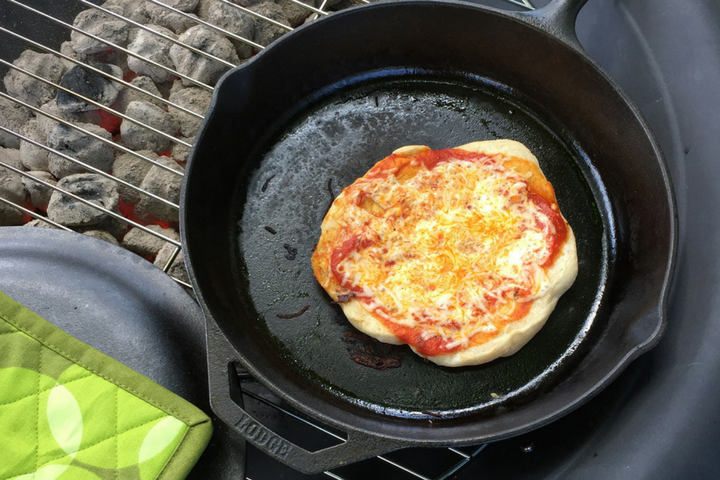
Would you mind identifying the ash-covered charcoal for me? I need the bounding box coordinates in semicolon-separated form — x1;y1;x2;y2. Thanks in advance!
60;40;129;75
170;137;192;163
169;26;241;86
321;0;347;7
3;50;65;107
120;100;180;152
89;50;130;74
249;2;291;47
167;88;211;138
24;218;60;229
326;0;365;11
36;99;102;136
168;78;186;97
71;7;130;55
114;76;165;112
207;2;256;59
59;41;85;71
0;147;22;173
19;120;50;172
151;0;199;12
154;242;189;283
77;214;128;240
127;25;178;84
195;0;220;19
22;171;58;211
46;123;115;179
0;97;32;149
122;224;179;257
342;331;402;370
276;0;318;28
56;64;124;113
81;229;120;245
37;101;106;145
46;173;120;227
235;0;269;6
133;155;183;223
102;0;151;25
0;158;24;207
35;101;62;135
112;149;157;204
0;202;23;227
145;2;199;34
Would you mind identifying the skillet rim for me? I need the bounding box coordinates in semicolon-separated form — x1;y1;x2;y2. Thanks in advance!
180;0;678;446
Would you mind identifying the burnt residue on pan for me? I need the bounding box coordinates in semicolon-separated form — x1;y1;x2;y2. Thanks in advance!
277;305;310;319
342;331;403;371
235;73;608;416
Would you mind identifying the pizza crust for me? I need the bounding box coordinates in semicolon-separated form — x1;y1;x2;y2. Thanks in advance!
455;139;541;166
313;139;578;367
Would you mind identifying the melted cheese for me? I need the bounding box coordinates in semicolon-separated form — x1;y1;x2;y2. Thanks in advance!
334;155;556;349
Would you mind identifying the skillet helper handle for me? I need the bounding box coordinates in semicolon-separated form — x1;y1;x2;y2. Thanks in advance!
512;0;589;52
205;320;405;475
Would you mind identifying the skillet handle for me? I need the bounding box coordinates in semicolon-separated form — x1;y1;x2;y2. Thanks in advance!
205;319;406;475
511;0;589;52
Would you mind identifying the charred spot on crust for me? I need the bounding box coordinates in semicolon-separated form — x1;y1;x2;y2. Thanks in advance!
331;292;356;304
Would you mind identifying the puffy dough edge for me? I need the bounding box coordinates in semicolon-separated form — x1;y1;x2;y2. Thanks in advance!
323;139;578;366
456;139;541;166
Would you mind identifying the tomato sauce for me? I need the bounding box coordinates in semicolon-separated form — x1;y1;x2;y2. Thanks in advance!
527;192;568;267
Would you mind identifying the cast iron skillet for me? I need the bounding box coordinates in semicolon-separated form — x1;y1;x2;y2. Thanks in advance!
181;0;677;473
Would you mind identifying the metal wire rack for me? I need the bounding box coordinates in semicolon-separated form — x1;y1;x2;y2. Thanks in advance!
0;0;536;478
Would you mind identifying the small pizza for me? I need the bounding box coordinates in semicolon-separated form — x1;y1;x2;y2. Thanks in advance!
311;139;578;367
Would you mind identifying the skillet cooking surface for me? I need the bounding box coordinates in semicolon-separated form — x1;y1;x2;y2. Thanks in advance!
236;73;607;415
183;1;674;458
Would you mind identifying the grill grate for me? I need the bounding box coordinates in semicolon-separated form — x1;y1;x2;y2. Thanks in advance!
0;0;534;478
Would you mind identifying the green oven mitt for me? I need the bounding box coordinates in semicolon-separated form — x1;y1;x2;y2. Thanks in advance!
0;290;213;480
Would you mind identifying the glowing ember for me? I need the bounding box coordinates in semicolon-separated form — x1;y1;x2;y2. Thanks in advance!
99;110;122;135
118;199;177;230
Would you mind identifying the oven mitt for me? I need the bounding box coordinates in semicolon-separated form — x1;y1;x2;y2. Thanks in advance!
0;290;213;480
